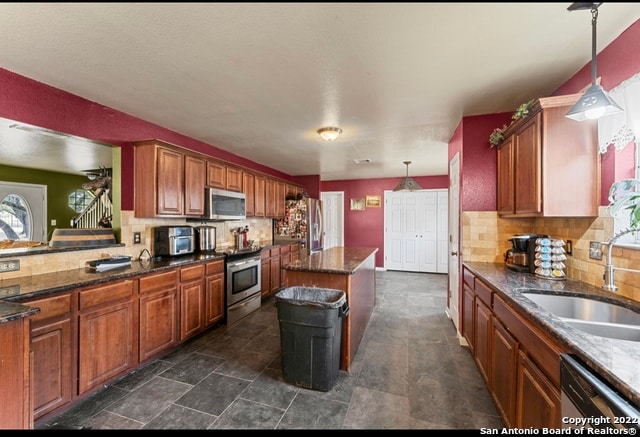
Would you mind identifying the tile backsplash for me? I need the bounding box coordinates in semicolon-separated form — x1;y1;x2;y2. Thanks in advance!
0;211;274;280
462;208;640;302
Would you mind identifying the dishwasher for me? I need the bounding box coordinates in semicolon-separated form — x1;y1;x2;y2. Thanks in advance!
561;353;640;430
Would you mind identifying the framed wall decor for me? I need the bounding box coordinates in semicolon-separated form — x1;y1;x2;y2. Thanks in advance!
350;198;365;210
366;195;381;207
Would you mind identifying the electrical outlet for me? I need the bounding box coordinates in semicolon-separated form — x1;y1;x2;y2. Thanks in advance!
133;232;141;244
0;260;20;272
589;241;603;260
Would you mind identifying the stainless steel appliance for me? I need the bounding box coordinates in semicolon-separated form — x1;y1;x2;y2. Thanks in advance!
204;187;246;220
153;226;195;257
561;353;640;431
504;233;545;273
273;197;323;257
194;225;216;252
225;248;262;325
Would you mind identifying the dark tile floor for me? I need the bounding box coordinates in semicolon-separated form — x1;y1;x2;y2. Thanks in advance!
39;270;504;429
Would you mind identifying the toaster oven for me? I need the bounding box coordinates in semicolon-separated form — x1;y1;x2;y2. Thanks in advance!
153;226;195;257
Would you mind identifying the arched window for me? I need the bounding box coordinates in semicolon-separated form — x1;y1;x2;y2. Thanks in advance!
0;181;47;242
0;193;31;240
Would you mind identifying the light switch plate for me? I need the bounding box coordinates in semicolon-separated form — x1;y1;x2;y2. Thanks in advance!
589;241;603;260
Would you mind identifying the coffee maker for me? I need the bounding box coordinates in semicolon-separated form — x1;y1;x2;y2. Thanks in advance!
505;234;546;273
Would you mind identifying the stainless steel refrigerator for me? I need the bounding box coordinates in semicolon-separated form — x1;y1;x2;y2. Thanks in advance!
273;197;323;257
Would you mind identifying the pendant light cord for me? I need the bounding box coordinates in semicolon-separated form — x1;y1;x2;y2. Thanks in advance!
591;5;598;86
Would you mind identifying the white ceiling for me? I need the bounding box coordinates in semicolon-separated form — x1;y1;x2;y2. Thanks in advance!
0;3;639;180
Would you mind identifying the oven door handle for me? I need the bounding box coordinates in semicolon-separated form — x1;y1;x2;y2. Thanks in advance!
228;258;260;269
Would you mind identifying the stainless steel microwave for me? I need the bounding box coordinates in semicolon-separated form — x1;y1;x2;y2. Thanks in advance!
204;187;246;220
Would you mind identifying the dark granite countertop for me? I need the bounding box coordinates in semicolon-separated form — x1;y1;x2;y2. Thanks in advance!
283;247;378;275
463;261;640;409
0;252;225;318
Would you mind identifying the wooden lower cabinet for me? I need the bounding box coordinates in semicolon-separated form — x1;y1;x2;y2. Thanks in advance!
205;260;225;326
77;279;137;396
261;250;270;297
474;296;491;385
463;266;564;429
516;350;561;428
0;315;32;429
179;264;206;341
261;246;284;298
21;259;228;427
490;318;518;428
139;270;178;362
24;293;73;421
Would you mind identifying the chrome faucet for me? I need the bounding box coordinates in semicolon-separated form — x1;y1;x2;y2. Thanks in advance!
602;227;640;291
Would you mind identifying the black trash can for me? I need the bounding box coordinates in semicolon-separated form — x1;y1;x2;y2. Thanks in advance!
275;286;350;391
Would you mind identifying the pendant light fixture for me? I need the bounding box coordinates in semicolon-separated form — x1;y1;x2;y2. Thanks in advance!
317;126;342;141
393;161;423;192
565;2;623;121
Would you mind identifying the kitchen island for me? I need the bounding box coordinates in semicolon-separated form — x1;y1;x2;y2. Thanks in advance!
282;246;378;372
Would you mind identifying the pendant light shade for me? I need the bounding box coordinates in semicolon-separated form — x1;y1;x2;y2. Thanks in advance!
565;3;623;121
393;161;423;192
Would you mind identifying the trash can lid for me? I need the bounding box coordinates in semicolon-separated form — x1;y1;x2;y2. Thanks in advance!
275;286;346;308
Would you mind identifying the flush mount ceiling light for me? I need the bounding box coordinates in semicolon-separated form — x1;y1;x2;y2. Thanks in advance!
317;126;342;141
565;2;623;122
393;161;423;192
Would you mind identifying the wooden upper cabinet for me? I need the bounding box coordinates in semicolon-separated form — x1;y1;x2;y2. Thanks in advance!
134;141;183;217
286;183;302;200
496;93;599;218
207;161;242;192
207;160;226;189
134;140;206;218
265;178;277;217
254;174;266;217
184;155;206;216
496;136;515;216
226;166;243;192
276;181;286;217
243;172;255;217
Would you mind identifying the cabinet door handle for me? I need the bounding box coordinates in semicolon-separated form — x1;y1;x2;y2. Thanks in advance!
451;251;458;256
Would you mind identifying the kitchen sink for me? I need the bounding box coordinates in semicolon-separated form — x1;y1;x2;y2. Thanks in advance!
561;319;640;342
521;292;640;341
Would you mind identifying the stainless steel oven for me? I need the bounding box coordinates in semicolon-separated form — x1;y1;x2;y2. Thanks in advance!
561;353;640;431
225;250;262;325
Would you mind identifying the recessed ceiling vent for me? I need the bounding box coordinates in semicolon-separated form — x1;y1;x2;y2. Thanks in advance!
353;158;371;164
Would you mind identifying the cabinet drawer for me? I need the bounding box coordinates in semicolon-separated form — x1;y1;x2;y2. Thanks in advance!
475;278;493;307
79;280;135;311
206;260;224;276
493;294;565;387
261;250;270;260
180;264;205;282
270;247;280;257
463;268;475;288
26;294;72;323
139;270;178;294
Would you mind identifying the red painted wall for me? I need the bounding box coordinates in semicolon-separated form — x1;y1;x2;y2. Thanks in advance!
460;113;512;212
322;176;448;266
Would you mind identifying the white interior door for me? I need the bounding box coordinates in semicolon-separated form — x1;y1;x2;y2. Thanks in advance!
0;181;47;242
447;152;461;332
384;189;448;273
320;191;343;249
